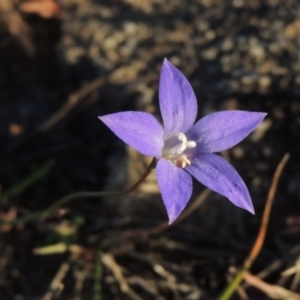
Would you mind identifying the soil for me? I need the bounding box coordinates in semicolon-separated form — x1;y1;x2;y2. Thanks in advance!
1;0;300;299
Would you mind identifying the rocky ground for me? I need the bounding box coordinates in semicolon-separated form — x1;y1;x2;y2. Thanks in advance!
1;0;300;299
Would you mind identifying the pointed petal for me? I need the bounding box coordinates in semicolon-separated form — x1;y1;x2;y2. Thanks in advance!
159;58;197;134
186;154;254;213
188;111;267;153
156;158;192;224
99;112;164;157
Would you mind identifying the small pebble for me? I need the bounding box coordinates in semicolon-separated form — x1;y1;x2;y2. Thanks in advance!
201;47;218;60
221;38;234;52
232;146;244;159
249;44;265;60
258;76;272;90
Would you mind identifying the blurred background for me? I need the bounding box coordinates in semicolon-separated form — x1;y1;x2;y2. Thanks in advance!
0;0;300;299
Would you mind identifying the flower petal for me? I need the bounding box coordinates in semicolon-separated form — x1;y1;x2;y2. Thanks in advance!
99;112;164;157
159;58;197;134
186;154;254;213
156;158;192;224
187;111;267;153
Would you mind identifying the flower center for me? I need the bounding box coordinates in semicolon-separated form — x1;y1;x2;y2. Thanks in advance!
162;132;196;168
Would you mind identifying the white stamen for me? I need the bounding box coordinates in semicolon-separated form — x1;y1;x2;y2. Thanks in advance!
162;133;197;168
177;133;187;143
176;144;187;154
176;133;196;154
186;141;196;148
176;133;187;154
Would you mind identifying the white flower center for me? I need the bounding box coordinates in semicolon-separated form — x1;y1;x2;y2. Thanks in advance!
162;132;196;168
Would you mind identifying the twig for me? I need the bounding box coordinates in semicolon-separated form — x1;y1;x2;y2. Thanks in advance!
39;77;106;132
150;188;211;234
174;188;211;225
219;153;290;300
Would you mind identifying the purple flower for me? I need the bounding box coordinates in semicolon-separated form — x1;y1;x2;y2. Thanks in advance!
99;59;267;224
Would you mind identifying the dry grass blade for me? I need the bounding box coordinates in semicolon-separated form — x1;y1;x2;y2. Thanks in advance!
127;277;164;299
219;153;290;300
101;253;142;300
282;259;300;277
246;153;290;266
281;257;300;291
42;253;79;300
243;244;300;289
243;271;300;300
291;263;300;292
74;267;88;300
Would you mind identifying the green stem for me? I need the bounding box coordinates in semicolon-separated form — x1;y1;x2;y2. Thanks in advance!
218;266;247;300
93;251;103;300
0;159;55;205
0;158;156;226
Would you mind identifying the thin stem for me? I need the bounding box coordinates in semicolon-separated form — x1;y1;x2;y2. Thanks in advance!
0;158;156;226
0;159;55;205
93;250;103;300
219;153;290;300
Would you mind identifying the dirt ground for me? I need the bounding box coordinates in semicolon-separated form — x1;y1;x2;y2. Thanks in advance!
1;0;300;299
